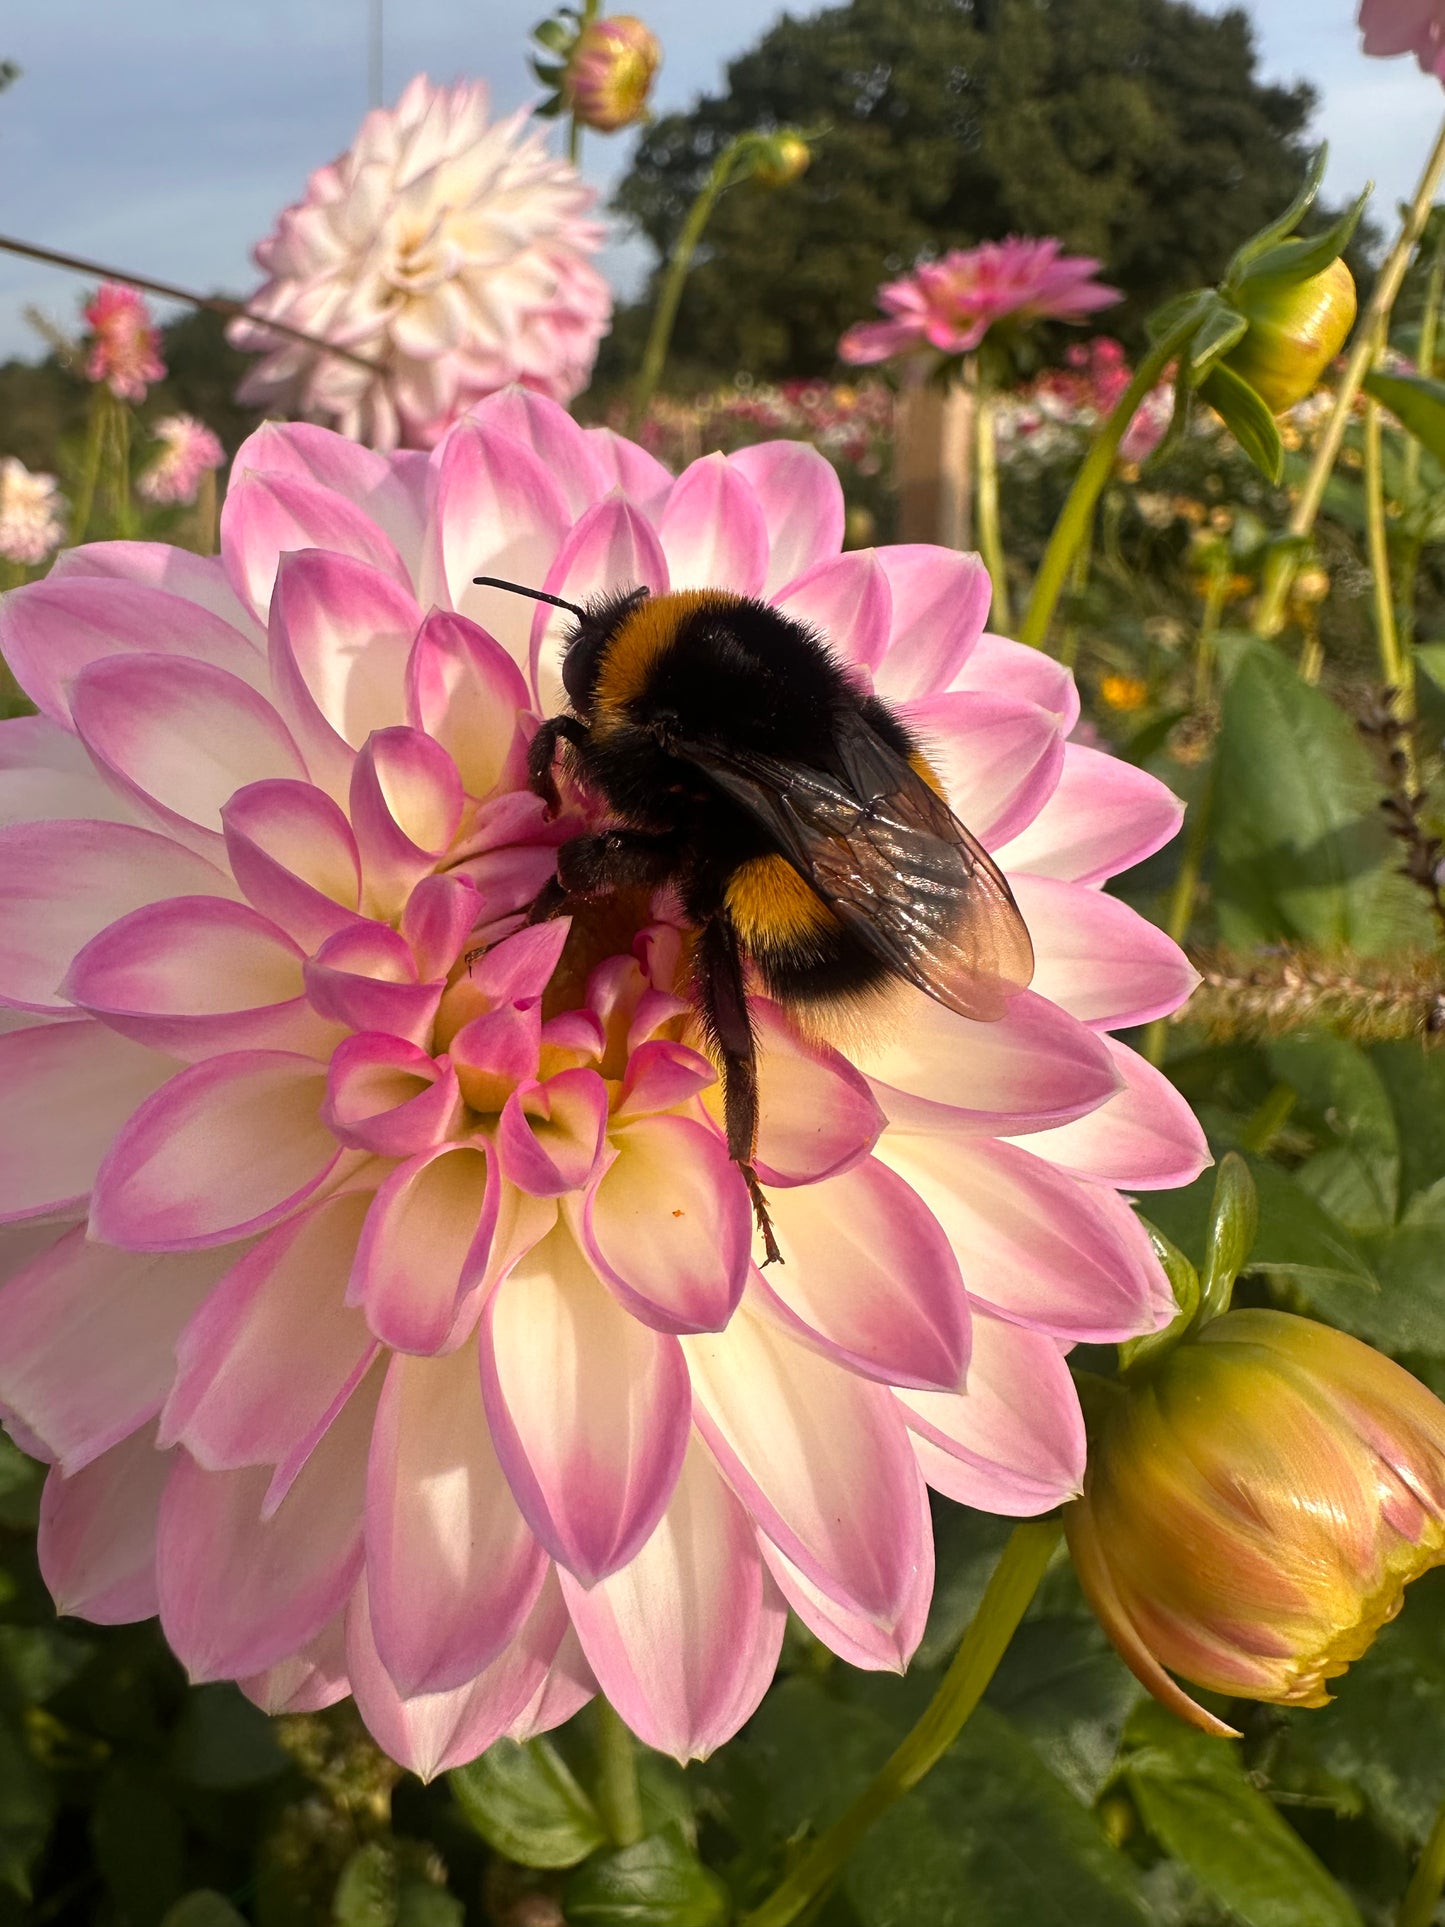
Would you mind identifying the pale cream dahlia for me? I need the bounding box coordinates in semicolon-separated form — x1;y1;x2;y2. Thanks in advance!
0;392;1205;1773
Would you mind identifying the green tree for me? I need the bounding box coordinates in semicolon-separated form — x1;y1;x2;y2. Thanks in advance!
612;0;1319;382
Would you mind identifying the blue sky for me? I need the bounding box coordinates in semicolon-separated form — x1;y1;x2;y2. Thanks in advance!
0;0;1440;363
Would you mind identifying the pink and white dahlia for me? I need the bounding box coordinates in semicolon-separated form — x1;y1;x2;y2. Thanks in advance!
0;457;67;566
138;415;226;507
1359;0;1445;77
227;77;612;452
840;238;1121;366
0;391;1205;1773
83;283;166;404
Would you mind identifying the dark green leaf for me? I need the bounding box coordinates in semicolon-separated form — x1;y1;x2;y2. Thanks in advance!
0;1711;51;1900
1187;293;1249;377
1146;288;1213;342
1124;1703;1363;1927
171;1683;288;1788
1198;363;1285;482
0;1437;41;1531
1236;185;1369;290
1222;147;1327;284
0;1624;90;1709
1372;1043;1445;1205
91;1769;186;1925
985;1617;1144;1803
1145;1156;1375;1292
1268;1036;1399;1232
160;1895;251;1927
1362;369;1445;465
450;1737;606;1869
397;1877;464;1927
1289;1188;1445;1357
564;1830;730;1926
334;1842;396;1927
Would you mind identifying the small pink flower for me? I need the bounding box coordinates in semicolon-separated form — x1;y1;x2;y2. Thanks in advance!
0;394;1204;1772
138;416;226;507
564;15;662;132
1359;0;1445;76
840;238;1121;366
228;76;612;451
0;458;67;565
83;284;166;404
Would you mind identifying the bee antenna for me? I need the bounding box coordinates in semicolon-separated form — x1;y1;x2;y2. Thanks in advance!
472;576;588;622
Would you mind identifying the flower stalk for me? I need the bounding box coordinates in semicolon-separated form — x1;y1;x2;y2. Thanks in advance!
1399;1791;1445;1927
742;1520;1062;1927
593;1698;646;1848
1363;325;1413;770
973;372;1011;630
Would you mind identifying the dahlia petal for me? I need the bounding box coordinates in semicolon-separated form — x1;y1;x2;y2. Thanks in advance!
222;778;368;950
950;631;1080;731
1011;1037;1212;1190
684;1301;927;1621
474;391;612;517
157;1373;376;1682
0;821;236;1013
750;1158;969;1391
324;1033;463;1155
65;895;339;1061
466;916;571;1005
48;540;263;641
497;1069;609;1197
897;691;1064;848
0;1231;232;1473
0;576;266;728
506;1628;597;1742
405;611;531;800
584;426;672;510
481;1220;691;1583
871;547;990;701
70;655;307;844
347;1570;570;1781
351;1144;496;1354
90;1050;340;1251
532;498;670;713
349;726;465;918
862;986;1120;1135
240;1614;351;1715
38;1426;170;1623
450;1003;544;1111
773;550;893;673
658;454;770;597
402;874;483;982
758;1471;933;1670
727;443;845;596
898;1310;1086;1514
230;420;425;562
748;1002;885;1185
613;1039;716;1120
304;921;440;1045
0;1021;174;1223
875;1130;1173;1341
366;1344;548;1698
265;548;421;754
1009;874;1200;1030
220;467;410;621
997;743;1184;884
0;723;143;831
561;1436;787;1761
161;1193;378;1476
582;1115;751;1334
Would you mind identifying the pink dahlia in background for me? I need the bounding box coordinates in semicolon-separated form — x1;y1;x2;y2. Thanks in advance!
840;238;1121;366
227;77;612;452
1359;0;1445;77
138;415;226;507
0;458;67;566
0;391;1205;1773
83;283;166;404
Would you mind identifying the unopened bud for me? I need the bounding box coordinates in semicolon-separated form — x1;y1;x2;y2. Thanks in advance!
563;14;661;133
1222;258;1357;414
750;132;811;188
1067;1310;1445;1735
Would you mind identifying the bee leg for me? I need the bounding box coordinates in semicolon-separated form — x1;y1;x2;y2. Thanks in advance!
527;715;589;817
693;915;782;1268
526;829;682;925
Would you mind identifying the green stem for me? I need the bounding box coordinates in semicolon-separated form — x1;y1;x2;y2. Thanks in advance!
1403;231;1445;504
974;377;1011;631
1057;505;1094;671
568;116;581;167
742;1520;1062;1927
1399;1791;1445;1927
626;138;753;437
1255;112;1445;638
1195;561;1229;709
1142;756;1217;1068
593;1698;645;1849
1364;345;1407;698
1019;316;1197;653
70;388;108;546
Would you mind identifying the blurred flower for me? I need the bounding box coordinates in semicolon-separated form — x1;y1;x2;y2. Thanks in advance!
1218;259;1358;415
1068;1310;1445;1734
0;393;1203;1772
1359;0;1445;77
0;457;67;566
228;77;612;450
1119;385;1174;464
83;283;166;404
137;415;226;507
750;132;812;188
839;238;1120;365
1099;675;1149;713
564;15;661;131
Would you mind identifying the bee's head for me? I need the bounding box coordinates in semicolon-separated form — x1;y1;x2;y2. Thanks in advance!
471;577;651;719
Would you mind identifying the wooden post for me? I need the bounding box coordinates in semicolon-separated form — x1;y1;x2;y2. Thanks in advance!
894;380;974;549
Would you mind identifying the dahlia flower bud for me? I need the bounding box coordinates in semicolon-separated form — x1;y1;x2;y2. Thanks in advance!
1068;1310;1445;1736
563;15;661;131
1219;258;1358;414
749;132;812;188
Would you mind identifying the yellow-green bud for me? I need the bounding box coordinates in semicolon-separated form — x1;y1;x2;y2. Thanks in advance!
1222;258;1357;415
1067;1310;1445;1736
563;15;661;133
750;133;812;188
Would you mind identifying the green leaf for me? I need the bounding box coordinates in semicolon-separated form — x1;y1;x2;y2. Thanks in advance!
1124;1703;1364;1927
1212;641;1431;953
1268;1035;1400;1233
0;1712;51;1900
564;1830;730;1926
1236;186;1370;290
1186;292;1249;378
91;1769;186;1925
334;1842;397;1927
160;1895;251;1927
450;1736;606;1869
1362;368;1445;464
0;1437;41;1531
1372;1042;1445;1204
985;1617;1144;1804
1143;1157;1376;1293
1223;146;1328;284
172;1682;288;1787
1198;362;1285;482
0;1624;90;1710
1200;1151;1258;1317
1289;1187;1445;1357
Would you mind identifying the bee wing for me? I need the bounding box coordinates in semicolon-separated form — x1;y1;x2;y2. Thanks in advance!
678;713;1034;1022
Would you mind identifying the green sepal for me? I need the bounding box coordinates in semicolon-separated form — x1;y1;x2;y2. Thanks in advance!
1199;1151;1259;1323
1186;291;1250;379
529;57;567;84
1199;361;1286;482
531;11;578;50
1362;367;1445;465
1234;185;1370;294
1119;1224;1202;1376
1222;144;1328;286
1145;286;1213;345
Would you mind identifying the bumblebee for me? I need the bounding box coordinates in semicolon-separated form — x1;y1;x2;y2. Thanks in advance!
475;576;1035;1264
